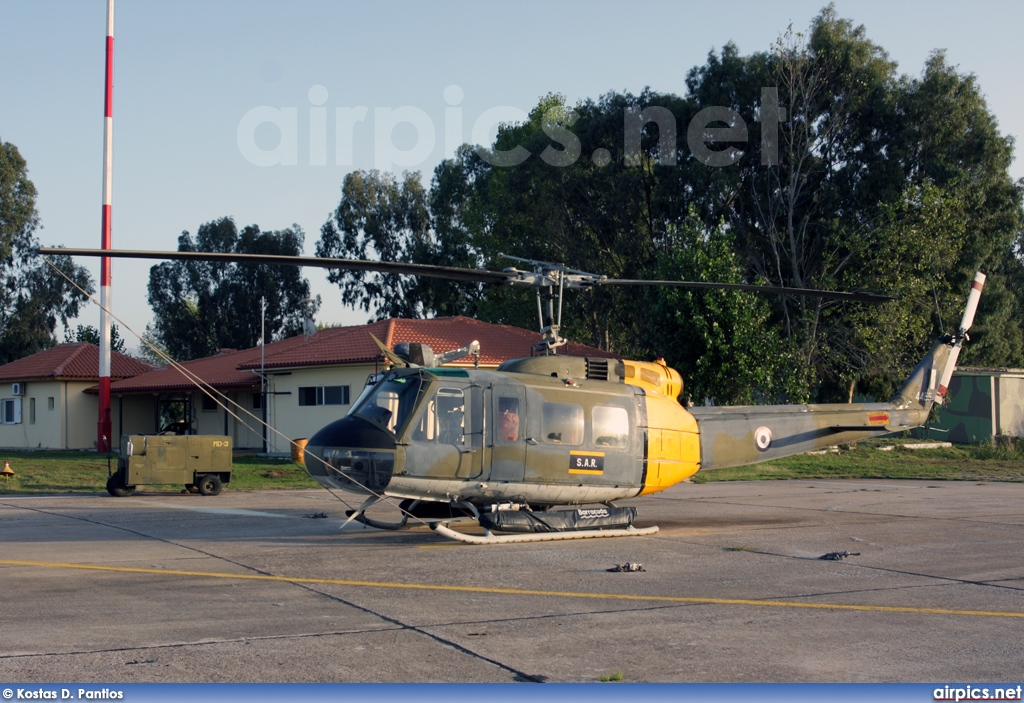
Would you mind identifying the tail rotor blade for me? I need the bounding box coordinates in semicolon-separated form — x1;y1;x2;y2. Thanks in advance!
938;272;986;401
958;272;986;334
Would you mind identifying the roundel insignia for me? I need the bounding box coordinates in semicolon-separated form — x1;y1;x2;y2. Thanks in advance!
754;426;773;451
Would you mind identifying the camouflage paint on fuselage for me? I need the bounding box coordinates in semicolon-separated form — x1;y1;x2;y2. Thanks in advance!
692;336;952;469
304;328;961;507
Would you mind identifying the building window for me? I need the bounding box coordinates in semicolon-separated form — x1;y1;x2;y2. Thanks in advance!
29;398;36;425
2;398;22;424
299;385;350;407
47;397;55;410
201;394;218;412
252;392;263;410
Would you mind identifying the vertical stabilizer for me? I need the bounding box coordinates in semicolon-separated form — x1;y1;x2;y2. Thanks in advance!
891;271;984;412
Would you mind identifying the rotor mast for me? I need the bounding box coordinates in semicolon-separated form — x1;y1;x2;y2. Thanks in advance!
500;254;589;354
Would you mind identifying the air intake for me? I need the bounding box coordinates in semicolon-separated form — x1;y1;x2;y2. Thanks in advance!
586;358;609;381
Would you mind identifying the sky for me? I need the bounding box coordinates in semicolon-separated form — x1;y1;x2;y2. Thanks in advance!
3;0;1023;354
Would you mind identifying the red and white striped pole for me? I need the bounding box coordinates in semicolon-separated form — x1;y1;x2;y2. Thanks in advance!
98;0;114;452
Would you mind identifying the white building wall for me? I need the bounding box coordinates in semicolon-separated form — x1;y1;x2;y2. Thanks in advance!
113;394;155;439
232;390;265;450
184;389;264;449
1;380;62;449
0;380;99;450
264;365;376;452
997;375;1024;437
194;391;227;437
65;382;98;449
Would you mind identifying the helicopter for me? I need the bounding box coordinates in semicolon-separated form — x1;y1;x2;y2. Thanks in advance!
41;246;985;544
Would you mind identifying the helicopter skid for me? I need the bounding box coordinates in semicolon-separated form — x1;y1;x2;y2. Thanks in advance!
431;522;659;545
346;511;478;531
346;511;413;530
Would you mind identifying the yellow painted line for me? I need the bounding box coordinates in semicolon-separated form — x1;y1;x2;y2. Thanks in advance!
2;559;1023;619
568;469;604;475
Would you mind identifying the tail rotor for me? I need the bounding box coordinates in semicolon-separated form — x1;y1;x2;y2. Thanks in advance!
937;272;986;402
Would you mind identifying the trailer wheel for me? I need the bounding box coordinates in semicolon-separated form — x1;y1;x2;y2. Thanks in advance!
106;472;136;497
197;474;222;496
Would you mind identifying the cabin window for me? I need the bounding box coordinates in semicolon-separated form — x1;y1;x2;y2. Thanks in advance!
496;396;520;442
298;385;351;407
411;387;466;444
593;406;629;448
541;402;583;445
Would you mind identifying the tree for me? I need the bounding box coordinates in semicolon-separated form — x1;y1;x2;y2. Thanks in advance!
317;169;484;320
650;214;805;405
64;323;127;354
314;7;1024;402
682;7;1024;399
0;139;93;364
148;217;319;360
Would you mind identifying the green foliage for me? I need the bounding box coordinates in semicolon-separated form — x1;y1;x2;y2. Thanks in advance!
0;452;316;495
691;439;1024;483
65;323;127;354
650;215;806;404
682;8;1023;399
0;139;94;365
148;218;319;360
317;169;483;320
314;7;1024;399
134;323;171;366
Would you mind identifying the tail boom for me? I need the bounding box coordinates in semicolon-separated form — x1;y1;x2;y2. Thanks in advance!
691;273;984;471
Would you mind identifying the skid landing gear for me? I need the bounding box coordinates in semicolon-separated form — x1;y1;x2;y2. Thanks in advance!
342;497;477;531
432;522;659;544
341;499;659;544
435;503;659;543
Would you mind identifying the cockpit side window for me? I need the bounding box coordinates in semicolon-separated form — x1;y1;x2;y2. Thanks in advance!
411;387;466;445
351;372;424;436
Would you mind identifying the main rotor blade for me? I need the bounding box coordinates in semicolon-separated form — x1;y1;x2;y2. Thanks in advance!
41;247;891;302
596;279;892;303
38;248;511;285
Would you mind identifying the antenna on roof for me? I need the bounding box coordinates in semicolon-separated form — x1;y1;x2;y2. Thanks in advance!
302;297;317;342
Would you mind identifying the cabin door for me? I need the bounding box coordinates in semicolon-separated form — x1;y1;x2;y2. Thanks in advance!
487;384;526;483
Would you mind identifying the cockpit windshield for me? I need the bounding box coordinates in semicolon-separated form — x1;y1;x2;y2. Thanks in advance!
350;370;425;436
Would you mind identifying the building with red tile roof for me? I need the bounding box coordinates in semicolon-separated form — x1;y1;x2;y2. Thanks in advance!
0;342;153;381
0;318;617;452
0;344;154;450
109;316;618;452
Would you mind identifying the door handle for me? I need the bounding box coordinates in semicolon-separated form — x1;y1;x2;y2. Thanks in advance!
525;437;539;445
